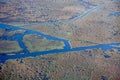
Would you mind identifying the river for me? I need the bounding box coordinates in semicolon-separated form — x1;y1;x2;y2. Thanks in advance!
0;0;120;63
0;23;120;63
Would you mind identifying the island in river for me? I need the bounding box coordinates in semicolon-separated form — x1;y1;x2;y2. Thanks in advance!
0;0;120;80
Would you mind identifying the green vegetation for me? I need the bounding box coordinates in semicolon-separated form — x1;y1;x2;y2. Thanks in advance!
0;28;5;36
4;30;25;37
0;0;120;80
23;34;65;52
1;49;120;80
0;40;22;54
0;0;118;48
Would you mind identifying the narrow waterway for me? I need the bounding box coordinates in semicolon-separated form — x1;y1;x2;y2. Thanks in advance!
0;0;120;63
0;23;120;63
20;0;120;27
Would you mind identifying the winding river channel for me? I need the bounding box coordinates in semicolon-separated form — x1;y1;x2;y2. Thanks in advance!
0;0;120;63
0;23;120;63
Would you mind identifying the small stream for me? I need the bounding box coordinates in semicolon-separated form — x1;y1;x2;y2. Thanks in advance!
0;0;120;63
0;23;120;63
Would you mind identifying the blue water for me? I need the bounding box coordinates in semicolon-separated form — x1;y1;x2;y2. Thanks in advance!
78;0;96;8
104;55;111;58
20;0;120;27
101;76;108;80
0;0;9;3
109;12;120;17
0;23;120;63
0;0;120;63
62;0;120;23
